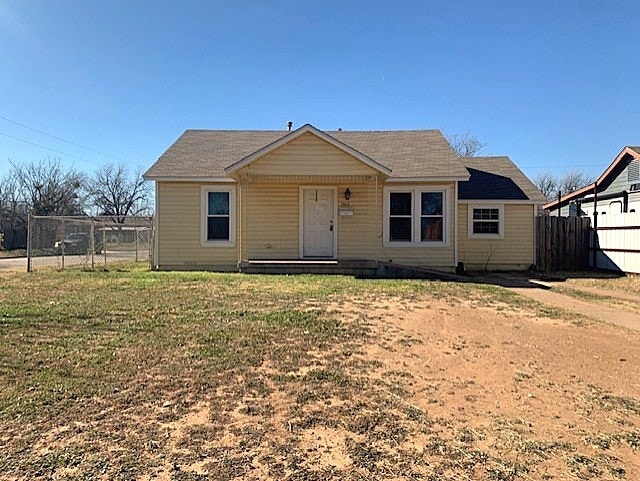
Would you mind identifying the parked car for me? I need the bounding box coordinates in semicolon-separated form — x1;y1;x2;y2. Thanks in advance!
54;232;102;255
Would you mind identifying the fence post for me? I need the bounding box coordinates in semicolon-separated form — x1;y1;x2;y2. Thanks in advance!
135;223;139;262
103;225;107;266
61;219;65;270
90;219;95;270
150;216;155;269
26;213;32;272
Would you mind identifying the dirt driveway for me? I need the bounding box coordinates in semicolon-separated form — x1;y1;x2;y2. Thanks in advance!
478;273;640;332
511;283;640;331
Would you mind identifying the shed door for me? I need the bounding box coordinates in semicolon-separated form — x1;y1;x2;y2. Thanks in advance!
302;188;335;257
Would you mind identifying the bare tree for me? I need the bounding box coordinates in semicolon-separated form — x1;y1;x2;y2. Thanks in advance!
534;170;596;201
447;132;486;157
0;174;28;244
559;169;595;195
10;158;86;216
88;163;151;222
533;172;559;200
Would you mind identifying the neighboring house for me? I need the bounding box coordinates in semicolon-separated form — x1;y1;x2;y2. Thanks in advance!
143;123;546;273
544;146;640;216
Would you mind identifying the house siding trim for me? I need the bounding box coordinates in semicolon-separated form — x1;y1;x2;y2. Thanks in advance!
387;176;469;182
458;199;542;205
144;176;237;182
153;182;159;269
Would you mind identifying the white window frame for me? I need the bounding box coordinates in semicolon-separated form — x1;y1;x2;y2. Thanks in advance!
383;186;449;247
201;185;236;247
468;204;504;239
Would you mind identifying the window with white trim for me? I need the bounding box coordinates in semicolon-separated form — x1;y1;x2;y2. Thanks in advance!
384;187;448;247
420;192;444;241
468;205;503;238
389;192;412;241
201;186;236;246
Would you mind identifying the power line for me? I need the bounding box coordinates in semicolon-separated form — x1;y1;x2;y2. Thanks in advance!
526;164;605;169
0;114;125;162
0;130;98;165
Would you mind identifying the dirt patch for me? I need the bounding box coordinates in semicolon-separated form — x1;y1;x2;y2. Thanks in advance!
357;296;640;479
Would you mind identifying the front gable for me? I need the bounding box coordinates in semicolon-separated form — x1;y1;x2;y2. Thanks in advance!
242;132;381;177
224;124;391;178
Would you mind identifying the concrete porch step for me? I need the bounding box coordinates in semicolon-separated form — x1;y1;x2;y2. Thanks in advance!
238;259;378;276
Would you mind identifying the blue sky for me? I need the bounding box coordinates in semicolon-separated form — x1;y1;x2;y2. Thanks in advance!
1;0;638;182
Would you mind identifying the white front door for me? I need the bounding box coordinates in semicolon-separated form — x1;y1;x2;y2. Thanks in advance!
302;188;335;258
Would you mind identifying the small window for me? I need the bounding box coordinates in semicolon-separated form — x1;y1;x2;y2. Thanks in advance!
201;186;236;246
473;208;499;234
468;205;503;238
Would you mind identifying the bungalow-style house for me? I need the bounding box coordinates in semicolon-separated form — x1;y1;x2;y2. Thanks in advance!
544;146;640;216
143;123;546;274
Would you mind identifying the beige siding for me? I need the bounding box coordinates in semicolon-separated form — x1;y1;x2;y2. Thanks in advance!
246;132;377;176
379;182;456;268
245;183;299;259
156;179;474;270
458;203;535;270
337;183;380;259
157;182;238;269
244;181;380;260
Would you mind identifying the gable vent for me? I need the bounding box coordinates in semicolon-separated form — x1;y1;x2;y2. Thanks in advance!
628;160;640;182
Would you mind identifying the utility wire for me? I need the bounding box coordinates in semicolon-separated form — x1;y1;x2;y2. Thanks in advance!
0;114;125;162
526;164;604;169
0;130;98;165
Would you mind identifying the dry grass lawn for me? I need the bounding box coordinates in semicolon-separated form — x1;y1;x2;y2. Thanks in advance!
1;265;639;480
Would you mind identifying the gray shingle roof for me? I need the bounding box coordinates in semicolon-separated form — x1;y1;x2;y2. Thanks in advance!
459;157;547;202
143;127;468;179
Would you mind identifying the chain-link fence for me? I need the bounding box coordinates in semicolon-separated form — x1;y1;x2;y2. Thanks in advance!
27;215;154;271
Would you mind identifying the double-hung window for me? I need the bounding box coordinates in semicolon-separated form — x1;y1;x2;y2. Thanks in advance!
468;205;503;238
384;187;448;246
389;193;413;241
201;186;236;246
420;192;444;242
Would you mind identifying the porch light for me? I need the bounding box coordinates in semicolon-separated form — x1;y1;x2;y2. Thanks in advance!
344;188;351;201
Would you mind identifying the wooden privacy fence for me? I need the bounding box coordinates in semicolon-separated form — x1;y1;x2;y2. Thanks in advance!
536;215;591;272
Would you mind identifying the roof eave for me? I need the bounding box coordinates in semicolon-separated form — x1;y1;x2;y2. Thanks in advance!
542;146;640;210
542;183;595;210
386;175;470;182
142;175;236;182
